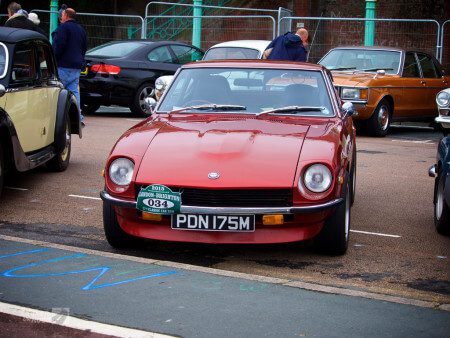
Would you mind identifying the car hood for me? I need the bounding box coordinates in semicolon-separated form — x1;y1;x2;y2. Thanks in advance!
135;116;322;188
331;72;379;86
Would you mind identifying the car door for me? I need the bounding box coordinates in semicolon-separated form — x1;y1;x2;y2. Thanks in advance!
416;52;449;117
4;41;49;152
396;51;427;118
169;45;204;64
35;42;60;146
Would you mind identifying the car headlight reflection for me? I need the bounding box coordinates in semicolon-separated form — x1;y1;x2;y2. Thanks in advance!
109;158;134;186
436;90;450;108
303;164;332;193
341;87;367;101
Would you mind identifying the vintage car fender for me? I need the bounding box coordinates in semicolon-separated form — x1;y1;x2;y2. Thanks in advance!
54;89;81;154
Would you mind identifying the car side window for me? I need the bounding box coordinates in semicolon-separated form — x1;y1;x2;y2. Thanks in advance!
147;46;173;63
10;43;36;85
417;53;439;78
170;45;204;64
36;44;55;79
402;52;420;78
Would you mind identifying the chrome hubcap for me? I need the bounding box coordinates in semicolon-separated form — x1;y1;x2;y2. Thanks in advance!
436;182;443;220
61;123;70;161
139;86;155;113
378;105;389;131
344;187;350;241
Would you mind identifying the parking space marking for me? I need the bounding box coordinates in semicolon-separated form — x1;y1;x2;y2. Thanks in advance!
350;229;401;238
391;139;434;144
126;118;145;122
5;187;28;191
68;194;101;201
0;302;173;338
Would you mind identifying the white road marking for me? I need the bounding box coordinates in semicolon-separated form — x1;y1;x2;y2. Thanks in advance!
350;229;401;238
391;139;434;144
5;187;28;191
0;302;173;338
68;194;101;201
126;118;145;122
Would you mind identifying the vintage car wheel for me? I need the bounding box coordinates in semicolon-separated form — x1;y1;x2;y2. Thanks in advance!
131;82;155;117
103;201;138;248
0;143;4;197
81;103;100;115
434;173;450;235
47;115;71;172
350;147;357;206
367;99;391;137
314;181;351;255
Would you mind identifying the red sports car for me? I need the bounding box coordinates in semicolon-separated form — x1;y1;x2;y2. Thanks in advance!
101;60;357;255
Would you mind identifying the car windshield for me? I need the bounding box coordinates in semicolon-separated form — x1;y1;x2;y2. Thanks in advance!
86;41;144;58
157;67;334;117
0;43;7;79
319;49;402;74
203;47;261;60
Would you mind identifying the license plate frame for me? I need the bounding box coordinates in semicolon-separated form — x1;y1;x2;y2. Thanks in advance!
171;214;255;232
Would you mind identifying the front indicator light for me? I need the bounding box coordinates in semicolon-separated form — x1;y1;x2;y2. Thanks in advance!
263;214;284;225
142;212;163;221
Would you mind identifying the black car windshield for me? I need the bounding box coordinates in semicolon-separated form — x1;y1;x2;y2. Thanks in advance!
319;49;401;74
157;67;334;117
86;41;144;58
203;47;260;60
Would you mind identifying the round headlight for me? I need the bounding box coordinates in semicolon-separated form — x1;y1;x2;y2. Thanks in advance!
303;164;332;193
436;90;450;108
109;158;134;186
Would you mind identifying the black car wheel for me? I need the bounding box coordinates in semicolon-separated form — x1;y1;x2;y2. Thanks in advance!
0;143;4;198
131;82;155;117
82;103;100;115
434;172;450;235
47;115;71;172
367;99;392;137
103;200;138;248
314;180;351;255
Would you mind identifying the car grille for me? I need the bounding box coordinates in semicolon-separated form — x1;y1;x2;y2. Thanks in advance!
135;186;293;207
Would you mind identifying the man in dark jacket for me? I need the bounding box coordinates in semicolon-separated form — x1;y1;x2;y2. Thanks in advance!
52;7;87;123
263;30;307;62
4;2;46;36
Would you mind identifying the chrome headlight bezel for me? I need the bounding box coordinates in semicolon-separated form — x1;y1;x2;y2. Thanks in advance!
436;90;450;108
341;87;367;101
108;158;134;186
302;164;333;193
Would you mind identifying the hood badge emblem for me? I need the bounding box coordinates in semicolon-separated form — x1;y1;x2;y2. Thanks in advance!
208;172;220;180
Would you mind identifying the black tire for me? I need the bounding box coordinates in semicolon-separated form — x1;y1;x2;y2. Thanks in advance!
103;201;138;248
366;99;392;137
82;103;100;115
314;181;351;255
0;143;4;198
434;173;450;235
130;82;155;117
47;115;71;172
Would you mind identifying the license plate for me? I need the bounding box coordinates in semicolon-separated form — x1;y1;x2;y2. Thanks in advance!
80;67;88;75
171;214;255;232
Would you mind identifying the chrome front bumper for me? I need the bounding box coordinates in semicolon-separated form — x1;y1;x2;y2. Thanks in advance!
100;191;343;214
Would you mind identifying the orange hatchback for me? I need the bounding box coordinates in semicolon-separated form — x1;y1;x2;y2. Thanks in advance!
319;47;450;136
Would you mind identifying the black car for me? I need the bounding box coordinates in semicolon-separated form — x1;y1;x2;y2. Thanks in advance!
79;40;204;117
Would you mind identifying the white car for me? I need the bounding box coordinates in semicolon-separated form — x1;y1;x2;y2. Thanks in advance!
202;40;271;60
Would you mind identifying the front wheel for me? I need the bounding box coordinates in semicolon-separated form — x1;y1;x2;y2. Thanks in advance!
314;181;351;255
82;103;100;115
434;173;450;235
130;82;155;117
47;115;71;172
103;201;138;248
366;99;392;137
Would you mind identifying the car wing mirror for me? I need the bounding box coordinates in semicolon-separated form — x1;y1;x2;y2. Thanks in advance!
0;84;6;97
342;101;356;118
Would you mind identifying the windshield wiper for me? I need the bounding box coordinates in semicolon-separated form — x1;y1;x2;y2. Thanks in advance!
361;67;394;72
329;67;356;71
168;104;247;115
257;106;326;118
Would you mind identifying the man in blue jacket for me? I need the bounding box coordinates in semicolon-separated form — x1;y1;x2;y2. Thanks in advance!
53;7;87;124
263;29;307;62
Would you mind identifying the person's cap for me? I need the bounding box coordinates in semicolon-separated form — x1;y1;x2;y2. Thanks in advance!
58;4;68;19
28;12;40;25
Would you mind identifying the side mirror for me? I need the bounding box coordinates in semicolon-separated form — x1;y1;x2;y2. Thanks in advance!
0;84;6;97
342;101;356;117
144;97;157;112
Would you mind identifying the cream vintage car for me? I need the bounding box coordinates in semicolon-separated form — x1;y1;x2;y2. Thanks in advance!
0;28;81;197
319;46;450;136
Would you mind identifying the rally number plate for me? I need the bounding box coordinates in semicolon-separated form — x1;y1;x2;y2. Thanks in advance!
171;214;255;232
